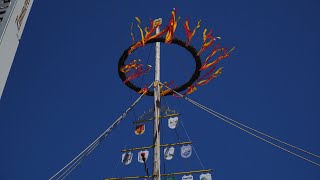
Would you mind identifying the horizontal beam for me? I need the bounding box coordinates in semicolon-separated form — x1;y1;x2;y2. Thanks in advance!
133;113;180;124
121;145;154;152
161;141;192;147
121;141;192;152
162;169;212;177
105;169;212;180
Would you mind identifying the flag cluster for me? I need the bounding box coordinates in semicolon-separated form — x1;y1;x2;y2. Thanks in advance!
121;145;192;165
134;116;179;135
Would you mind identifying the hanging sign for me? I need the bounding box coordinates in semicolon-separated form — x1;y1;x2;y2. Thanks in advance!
135;124;145;135
181;145;192;158
199;173;212;180
164;146;175;160
121;151;133;165
182;174;193;180
168;117;179;129
138;150;149;163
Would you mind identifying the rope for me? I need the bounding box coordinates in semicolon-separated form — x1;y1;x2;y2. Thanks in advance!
179;120;205;169
187;100;320;167
139;43;154;87
129;87;139;123
173;125;192;172
113;145;127;178
160;104;167;175
160;82;320;167
163;101;192;172
50;83;153;180
189;99;320;159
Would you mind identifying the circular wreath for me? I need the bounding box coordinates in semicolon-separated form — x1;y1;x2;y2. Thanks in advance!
118;37;202;96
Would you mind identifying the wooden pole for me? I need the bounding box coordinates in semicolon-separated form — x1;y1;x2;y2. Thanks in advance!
153;18;162;180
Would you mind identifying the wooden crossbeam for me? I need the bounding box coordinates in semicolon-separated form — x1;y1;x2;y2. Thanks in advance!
104;169;212;180
133;113;180;124
121;141;192;152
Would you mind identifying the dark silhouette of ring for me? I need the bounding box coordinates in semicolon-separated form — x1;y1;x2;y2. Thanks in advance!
118;37;202;96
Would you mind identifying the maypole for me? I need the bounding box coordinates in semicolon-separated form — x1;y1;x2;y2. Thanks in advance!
153;18;162;180
49;9;320;180
112;9;229;180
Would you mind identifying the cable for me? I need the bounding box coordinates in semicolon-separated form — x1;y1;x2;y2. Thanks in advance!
113;144;127;178
139;43;154;87
163;101;192;172
187;100;320;167
129;89;139;122
57;141;98;179
179;120;205;169
161;82;320;167
173;124;192;172
188;98;320;159
50;83;153;180
160;102;167;175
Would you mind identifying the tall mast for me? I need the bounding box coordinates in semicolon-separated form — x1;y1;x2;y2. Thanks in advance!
153;18;162;180
106;15;213;180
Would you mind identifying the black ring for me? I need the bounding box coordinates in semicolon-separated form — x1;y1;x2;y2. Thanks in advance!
118;37;202;96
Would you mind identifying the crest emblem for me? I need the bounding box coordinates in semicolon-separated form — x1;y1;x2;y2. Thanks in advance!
138;150;149;163
121;151;133;165
164;146;175;160
135;124;145;135
168;117;179;129
180;145;192;158
182;174;193;180
199;173;212;180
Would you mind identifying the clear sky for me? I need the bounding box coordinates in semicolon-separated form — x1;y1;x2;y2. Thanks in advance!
0;0;320;179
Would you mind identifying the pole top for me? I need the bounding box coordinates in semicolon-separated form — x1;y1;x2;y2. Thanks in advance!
153;18;162;27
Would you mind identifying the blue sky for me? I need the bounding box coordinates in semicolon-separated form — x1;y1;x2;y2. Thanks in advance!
0;0;320;179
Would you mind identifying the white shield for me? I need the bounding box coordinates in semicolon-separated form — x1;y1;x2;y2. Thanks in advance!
180;145;192;158
168;117;179;129
138;150;149;163
164;146;175;160
199;173;212;180
182;174;193;180
121;151;132;165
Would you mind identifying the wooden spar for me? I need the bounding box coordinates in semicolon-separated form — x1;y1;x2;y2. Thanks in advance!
153;18;162;180
121;142;192;152
133;113;180;124
104;169;213;180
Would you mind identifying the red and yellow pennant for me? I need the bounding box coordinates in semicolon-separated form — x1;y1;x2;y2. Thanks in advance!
125;9;235;95
185;85;197;95
130;23;135;43
120;59;143;73
183;19;201;46
201;46;235;69
160;81;174;96
197;29;216;56
124;64;152;83
165;8;180;43
196;67;223;86
128;17;168;54
137;84;149;94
